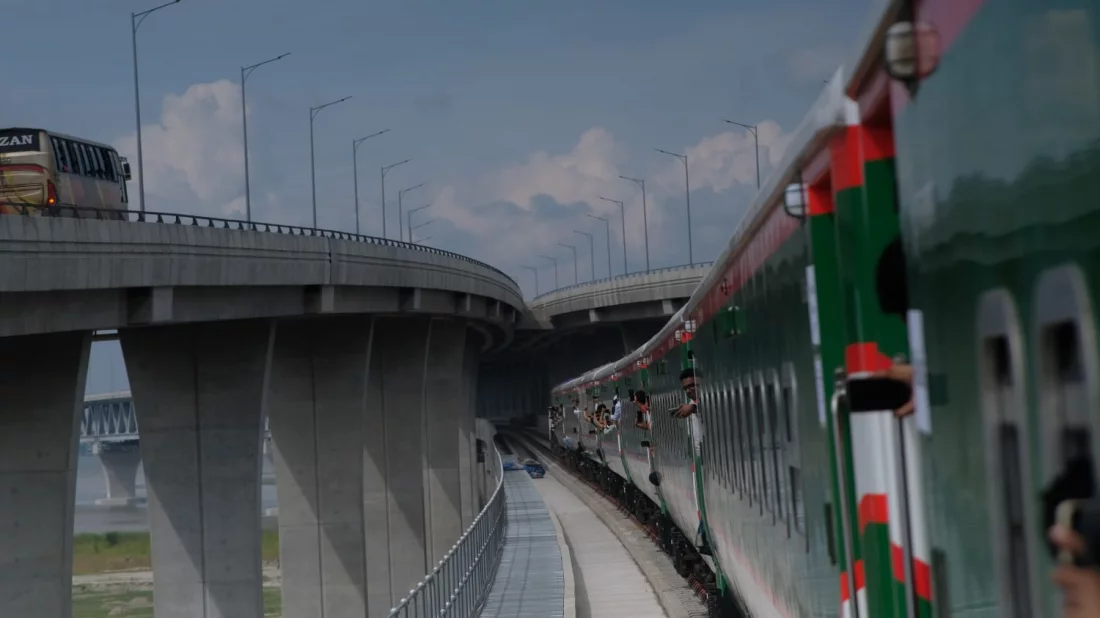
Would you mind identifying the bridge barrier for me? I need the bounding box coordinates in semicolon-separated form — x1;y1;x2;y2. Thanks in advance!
529;261;714;302
387;444;506;617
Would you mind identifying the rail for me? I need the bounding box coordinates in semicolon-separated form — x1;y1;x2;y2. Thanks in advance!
387;444;507;617
1;203;518;287
530;261;713;302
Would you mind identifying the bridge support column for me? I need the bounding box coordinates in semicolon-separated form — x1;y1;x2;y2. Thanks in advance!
459;338;479;526
267;317;371;618
121;320;274;618
0;331;90;618
93;439;142;506
423;320;475;559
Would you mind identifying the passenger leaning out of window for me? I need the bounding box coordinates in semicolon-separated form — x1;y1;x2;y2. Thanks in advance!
633;390;650;430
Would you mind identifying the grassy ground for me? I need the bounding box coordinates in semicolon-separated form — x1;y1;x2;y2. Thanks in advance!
72;588;282;617
72;530;280;575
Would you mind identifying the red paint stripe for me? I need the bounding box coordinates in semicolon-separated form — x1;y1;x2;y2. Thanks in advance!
830;126;862;192
858;493;889;533
854;560;866;591
808;183;834;217
840;572;850;602
890;543;934;600
861;125;896;162
845;342;893;374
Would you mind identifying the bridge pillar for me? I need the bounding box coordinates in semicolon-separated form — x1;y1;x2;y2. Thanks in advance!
120;320;274;618
459;337;479;526
362;317;476;615
0;331;90;618
267;317;371;618
92;439;142;506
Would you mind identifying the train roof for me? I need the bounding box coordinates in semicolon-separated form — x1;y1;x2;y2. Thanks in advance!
551;68;853;395
0;127;119;151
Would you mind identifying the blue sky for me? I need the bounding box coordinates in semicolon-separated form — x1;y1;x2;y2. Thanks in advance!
3;0;878;392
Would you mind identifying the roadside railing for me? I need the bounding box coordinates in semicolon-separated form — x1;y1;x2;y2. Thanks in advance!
387;445;506;617
530;261;713;302
0;202;518;288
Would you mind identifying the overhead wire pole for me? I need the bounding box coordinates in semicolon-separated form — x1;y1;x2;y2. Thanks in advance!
586;214;612;278
722;119;760;189
410;218;434;243
132;0;185;213
413;237;432;245
352;129;390;235
520;265;540;296
309;96;352;228
619;176;650;272
539;255;559;291
655;148;693;265
574;230;595;281
598;196;626;275
380;158;413;240
398;183;426;242
407;202;432;238
240;52;290;224
557;242;578;285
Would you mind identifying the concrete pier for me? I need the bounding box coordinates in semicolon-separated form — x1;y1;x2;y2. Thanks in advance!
0;331;90;618
92;439;142;507
121;320;274;618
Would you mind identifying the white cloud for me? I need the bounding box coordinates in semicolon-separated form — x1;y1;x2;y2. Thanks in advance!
114;80;252;218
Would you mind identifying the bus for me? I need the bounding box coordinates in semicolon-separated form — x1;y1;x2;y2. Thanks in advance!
0;127;131;216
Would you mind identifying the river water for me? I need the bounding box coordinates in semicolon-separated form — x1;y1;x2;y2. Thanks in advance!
74;453;280;534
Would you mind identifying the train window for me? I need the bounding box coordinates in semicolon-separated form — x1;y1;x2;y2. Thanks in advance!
741;384;756;504
720;384;734;489
753;379;770;512
766;373;784;525
977;289;1038;618
782;362;805;538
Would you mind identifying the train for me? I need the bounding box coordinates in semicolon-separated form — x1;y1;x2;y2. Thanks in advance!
547;2;1097;617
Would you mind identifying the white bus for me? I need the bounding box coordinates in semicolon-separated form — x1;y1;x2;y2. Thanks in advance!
0;127;131;215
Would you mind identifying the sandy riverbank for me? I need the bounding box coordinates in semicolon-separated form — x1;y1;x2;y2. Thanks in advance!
72;560;282;593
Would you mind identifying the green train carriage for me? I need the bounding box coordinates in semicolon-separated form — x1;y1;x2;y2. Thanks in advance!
552;0;1100;616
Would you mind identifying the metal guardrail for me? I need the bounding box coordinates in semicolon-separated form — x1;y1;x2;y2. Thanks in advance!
0;203;518;288
387;445;507;617
530;261;713;302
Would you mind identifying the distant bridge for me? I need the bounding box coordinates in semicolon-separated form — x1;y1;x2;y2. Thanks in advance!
82;391;270;442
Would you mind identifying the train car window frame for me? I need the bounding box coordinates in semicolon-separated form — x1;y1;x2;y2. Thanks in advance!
767;368;785;526
977;288;1040;618
782;361;806;539
720;383;734;490
753;371;770;514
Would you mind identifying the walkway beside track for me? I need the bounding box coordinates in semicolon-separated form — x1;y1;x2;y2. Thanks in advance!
480;469;567;618
534;473;668;618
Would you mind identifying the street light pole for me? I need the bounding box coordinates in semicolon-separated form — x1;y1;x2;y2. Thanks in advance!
619;176;649;272
722;119;760;189
132;0;184;213
398;183;426;242
599;197;626;275
586;214;612;278
380;158;413;240
408;203;432;239
410;218;434;243
521;265;540;296
655;148;693;265
241;52;290;223
557;242;578;285
574;230;595;281
352;130;390;235
539;255;559;290
309;96;352;228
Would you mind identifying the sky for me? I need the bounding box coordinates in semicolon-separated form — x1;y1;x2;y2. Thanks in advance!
2;0;881;393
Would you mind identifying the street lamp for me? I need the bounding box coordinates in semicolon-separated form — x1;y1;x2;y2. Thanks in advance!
520;265;540;296
309;96;352;228
655;148;693;265
574;230;595;281
586;214;612;278
598;196;626;275
407;202;432;240
398;183;426;242
240;52;290;223
539;255;560;291
557;242;578;285
380;158;413;239
352;130;390;235
722;119;760;189
619;176;650;272
410;218;434;243
131;0;185;213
